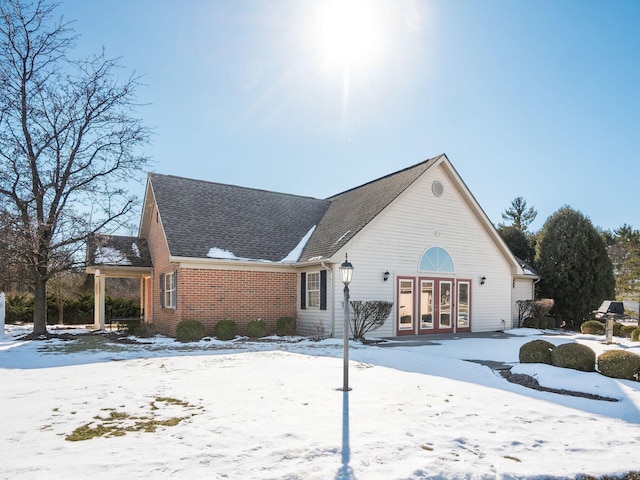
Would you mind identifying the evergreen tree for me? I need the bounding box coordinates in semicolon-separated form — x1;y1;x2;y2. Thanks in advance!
497;225;535;265
536;206;615;327
501;197;537;232
607;224;640;307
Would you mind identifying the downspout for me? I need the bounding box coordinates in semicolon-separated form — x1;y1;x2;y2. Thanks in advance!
321;261;335;337
532;277;541;299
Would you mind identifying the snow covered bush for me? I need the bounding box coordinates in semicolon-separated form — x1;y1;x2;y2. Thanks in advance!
597;351;640;381
176;320;205;343
519;339;555;364
551;343;596;372
275;317;296;336
246;319;267;338
214;319;237;341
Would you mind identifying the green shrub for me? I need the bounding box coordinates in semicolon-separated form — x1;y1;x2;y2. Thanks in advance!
176;320;205;343
519;339;555;364
5;293;34;323
538;317;556;329
246;319;267;338
632;328;640;342
598;350;640;381
522;317;538;328
551;343;596;372
620;325;637;338
275;316;296;336
580;320;605;335
214;319;237;341
125;321;155;338
613;322;623;337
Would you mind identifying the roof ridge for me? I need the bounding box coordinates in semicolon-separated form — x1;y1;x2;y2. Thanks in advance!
326;154;444;200
148;172;325;202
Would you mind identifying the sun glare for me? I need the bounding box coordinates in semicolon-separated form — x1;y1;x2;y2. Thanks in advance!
315;0;386;70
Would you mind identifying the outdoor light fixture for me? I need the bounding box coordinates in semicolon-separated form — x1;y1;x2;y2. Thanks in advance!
339;254;353;391
340;254;353;286
383;271;390;282
480;276;487;285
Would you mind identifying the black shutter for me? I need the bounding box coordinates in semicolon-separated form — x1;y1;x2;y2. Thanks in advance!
159;273;165;309
301;272;306;309
173;269;178;309
320;270;327;310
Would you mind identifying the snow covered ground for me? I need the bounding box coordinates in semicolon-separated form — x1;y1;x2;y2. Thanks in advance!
1;325;639;480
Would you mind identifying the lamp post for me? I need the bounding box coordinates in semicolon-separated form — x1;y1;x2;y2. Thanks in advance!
339;254;353;391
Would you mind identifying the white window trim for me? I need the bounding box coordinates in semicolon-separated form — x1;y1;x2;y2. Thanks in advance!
307;272;320;308
164;271;175;309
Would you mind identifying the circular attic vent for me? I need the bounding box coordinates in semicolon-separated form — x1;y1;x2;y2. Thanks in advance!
432;180;444;197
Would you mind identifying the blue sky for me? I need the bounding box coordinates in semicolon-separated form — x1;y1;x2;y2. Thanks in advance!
57;0;640;233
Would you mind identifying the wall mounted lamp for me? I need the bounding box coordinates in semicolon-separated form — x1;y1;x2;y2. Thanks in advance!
383;271;390;282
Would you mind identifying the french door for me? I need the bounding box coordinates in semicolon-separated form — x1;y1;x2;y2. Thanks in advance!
397;277;471;335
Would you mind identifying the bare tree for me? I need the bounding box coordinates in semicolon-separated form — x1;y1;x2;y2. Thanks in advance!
48;270;83;324
349;300;394;340
0;0;150;337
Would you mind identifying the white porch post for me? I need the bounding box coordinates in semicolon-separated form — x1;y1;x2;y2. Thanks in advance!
94;269;106;330
139;277;145;321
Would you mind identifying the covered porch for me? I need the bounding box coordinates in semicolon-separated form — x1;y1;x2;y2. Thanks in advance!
85;234;153;330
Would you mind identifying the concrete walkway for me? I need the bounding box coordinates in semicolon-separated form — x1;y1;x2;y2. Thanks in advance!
374;330;514;347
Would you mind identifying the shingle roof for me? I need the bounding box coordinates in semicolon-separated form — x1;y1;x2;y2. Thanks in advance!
299;155;443;261
149;174;330;262
87;234;153;267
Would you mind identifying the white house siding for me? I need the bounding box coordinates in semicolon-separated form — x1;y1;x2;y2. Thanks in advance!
512;278;534;329
329;163;521;338
296;265;335;337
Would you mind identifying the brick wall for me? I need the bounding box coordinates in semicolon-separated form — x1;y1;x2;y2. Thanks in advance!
144;199;297;338
145;201;180;336
176;268;297;336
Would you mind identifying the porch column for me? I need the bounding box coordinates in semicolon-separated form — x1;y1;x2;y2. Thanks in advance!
94;269;106;330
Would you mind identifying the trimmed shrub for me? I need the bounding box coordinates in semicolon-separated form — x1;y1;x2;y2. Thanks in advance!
538;317;556;329
632;328;640;342
176;320;205;343
125;321;155;338
519;339;555;364
551;343;596;372
522;317;538;328
246;319;267;338
598;350;640;381
620;325;637;338
580;320;605;335
275;316;296;336
613;322;623;337
214;319;237;341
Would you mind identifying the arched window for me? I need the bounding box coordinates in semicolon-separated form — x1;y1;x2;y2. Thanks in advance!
419;247;454;272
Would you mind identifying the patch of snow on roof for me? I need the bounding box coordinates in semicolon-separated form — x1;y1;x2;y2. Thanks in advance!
207;247;243;260
281;226;316;263
206;247;273;263
95;246;131;265
131;242;140;258
333;230;351;245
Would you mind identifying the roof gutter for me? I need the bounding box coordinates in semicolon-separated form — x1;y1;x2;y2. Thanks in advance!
170;255;296;271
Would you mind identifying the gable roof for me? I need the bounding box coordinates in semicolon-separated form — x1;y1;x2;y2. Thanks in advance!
146;173;330;262
299;155;443;261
